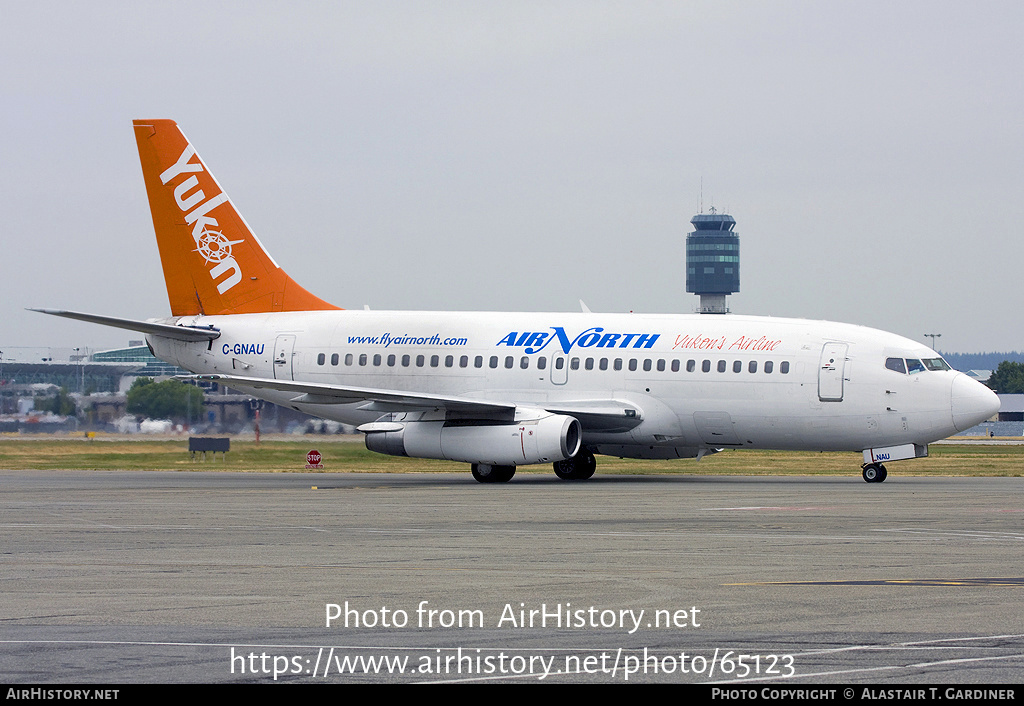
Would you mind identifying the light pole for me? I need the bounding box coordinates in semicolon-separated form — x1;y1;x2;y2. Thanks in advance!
72;348;81;393
924;333;942;351
72;347;86;394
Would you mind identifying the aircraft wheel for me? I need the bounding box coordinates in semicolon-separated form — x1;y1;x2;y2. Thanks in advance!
472;463;515;483
553;451;597;480
494;465;516;482
877;465;887;482
862;463;884;483
553;458;578;480
576;450;597;479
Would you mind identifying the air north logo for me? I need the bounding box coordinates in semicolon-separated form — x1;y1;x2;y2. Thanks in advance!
159;143;243;294
497;327;659;354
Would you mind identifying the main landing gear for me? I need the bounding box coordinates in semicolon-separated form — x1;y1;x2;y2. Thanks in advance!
862;463;888;483
553;450;597;480
471;463;515;483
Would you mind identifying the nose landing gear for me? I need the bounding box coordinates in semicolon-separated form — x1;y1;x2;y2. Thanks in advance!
862;463;888;483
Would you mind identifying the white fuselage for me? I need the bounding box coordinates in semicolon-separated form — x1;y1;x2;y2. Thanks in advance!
148;310;998;460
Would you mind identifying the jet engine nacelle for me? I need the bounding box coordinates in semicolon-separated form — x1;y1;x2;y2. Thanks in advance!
364;413;582;466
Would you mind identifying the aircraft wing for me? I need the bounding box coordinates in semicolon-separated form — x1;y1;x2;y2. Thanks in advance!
184;374;517;416
183;374;643;431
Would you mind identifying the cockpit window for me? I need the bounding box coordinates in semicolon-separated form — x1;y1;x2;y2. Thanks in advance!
923;358;951;371
885;357;906;374
906;358;926;374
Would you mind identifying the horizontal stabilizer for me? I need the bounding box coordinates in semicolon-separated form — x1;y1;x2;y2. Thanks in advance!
29;309;220;342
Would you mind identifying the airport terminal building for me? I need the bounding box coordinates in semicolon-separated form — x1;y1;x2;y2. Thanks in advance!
0;344;329;433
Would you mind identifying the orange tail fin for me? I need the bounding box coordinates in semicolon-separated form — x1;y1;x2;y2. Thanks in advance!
133;119;341;316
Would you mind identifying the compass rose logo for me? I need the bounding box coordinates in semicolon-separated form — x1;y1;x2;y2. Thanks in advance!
194;228;244;264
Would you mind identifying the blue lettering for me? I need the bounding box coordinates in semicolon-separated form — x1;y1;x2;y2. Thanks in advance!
523;332;548;349
223;343;266;356
496;327;659;354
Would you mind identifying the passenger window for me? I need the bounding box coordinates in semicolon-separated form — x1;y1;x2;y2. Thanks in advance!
657;359;666;372
764;360;773;373
520;356;530;369
885;357;907;374
401;355;410;367
614;358;623;371
373;354;382;366
387;354;396;366
702;360;711;373
748;360;757;373
733;360;742;373
474;356;483;368
585;358;594;370
460;355;468;368
317;353;325;366
717;360;727;373
430;355;439;367
643;359;652;372
537;357;547;370
629;359;638;372
505;356;514;369
345;353;354;366
359;354;367;366
599;358;609;371
445;355;454;367
687;360;696;373
906;359;925;374
555;357;565;370
489;356;498;369
780;361;790;374
416;355;425;367
331;353;339;366
570;358;580;370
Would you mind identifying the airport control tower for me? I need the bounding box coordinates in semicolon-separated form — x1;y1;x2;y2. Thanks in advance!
686;208;739;314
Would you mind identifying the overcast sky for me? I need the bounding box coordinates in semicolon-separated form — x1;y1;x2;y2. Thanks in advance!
2;1;1021;354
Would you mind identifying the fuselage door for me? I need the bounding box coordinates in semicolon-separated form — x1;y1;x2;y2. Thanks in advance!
818;342;848;402
273;334;296;380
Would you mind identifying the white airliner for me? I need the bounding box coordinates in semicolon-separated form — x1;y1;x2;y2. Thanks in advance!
36;120;1000;483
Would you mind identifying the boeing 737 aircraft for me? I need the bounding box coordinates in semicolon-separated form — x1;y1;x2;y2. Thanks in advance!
36;120;1000;483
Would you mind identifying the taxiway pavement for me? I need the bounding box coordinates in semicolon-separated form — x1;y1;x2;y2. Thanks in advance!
3;470;1022;683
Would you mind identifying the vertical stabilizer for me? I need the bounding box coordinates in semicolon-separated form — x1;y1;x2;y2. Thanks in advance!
133;119;340;316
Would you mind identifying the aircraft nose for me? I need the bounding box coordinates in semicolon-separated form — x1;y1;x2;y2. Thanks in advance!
951;373;1001;432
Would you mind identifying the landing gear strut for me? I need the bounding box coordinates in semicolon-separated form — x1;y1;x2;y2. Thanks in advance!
553;450;597;480
862;463;888;483
471;463;515;483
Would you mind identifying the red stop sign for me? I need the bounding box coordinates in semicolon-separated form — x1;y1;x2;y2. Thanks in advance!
307;449;322;465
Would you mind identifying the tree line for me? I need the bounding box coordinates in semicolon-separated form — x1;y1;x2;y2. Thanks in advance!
985;361;1024;394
